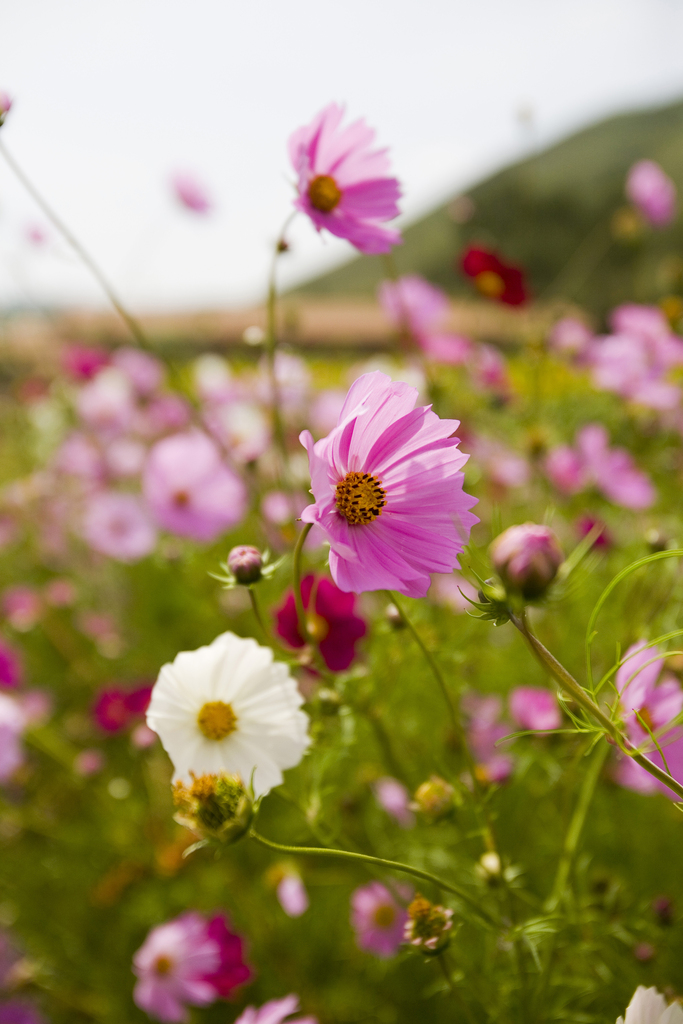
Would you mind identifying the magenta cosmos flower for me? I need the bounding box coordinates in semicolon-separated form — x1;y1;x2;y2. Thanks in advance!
379;275;471;365
93;683;152;733
509;687;561;732
289;103;401;254
300;371;478;597
614;641;683;799
275;573;366;670
235;994;317;1024
143;430;247;542
133;911;251;1023
0;641;22;690
350;881;410;958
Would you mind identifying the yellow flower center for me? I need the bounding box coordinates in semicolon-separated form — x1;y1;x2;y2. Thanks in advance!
373;903;396;928
475;270;505;298
197;701;238;741
154;955;173;976
335;471;387;526
308;174;342;213
306;611;329;643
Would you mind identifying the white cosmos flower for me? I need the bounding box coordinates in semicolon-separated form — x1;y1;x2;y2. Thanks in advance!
146;631;310;798
617;987;683;1024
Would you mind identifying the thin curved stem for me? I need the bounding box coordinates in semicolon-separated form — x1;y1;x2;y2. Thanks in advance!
0;138;150;349
264;212;296;485
511;612;683;801
292;523;313;642
248;829;495;925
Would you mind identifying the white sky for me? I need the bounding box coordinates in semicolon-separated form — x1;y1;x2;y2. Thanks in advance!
2;0;683;312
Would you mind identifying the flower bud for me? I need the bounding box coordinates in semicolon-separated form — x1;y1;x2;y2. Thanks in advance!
172;771;253;843
490;523;563;601
412;775;455;821
403;894;454;953
0;92;12;128
227;545;263;585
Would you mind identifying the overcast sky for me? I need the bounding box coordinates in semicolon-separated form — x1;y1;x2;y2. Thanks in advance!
2;0;683;312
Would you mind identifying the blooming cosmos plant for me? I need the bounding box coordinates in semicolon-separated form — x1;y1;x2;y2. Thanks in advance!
616;985;683;1024
146;632;310;797
234;994;317;1024
300;371;478;597
289;103;401;254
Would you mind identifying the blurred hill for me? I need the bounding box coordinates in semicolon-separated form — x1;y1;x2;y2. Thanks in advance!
293;98;683;322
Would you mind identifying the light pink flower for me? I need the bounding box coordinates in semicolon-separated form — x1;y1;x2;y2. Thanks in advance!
43;578;77;608
626;160;676;227
137;395;192;437
112;348;164;396
133;913;220;1022
19;689;52;727
170;173;212;214
106;438;146;478
77;368;134;436
545;425;655;510
300;371;478;597
257;352;311;418
74;749;105;776
289;103;401;254
0;92;12;119
261;491;299;525
379;275;471;365
204;401;270;463
131;723;157;749
544;445;586;495
55;433;105;483
234;995;317;1024
0;694;26;782
548;317;593;355
2;588;41;632
509;687;561;732
276;874;309;918
193;355;234;404
615;641;683;799
82;491;156;562
471;344;510;396
350;881;410;958
373;776;415;828
462;693;513;783
143;430;247;542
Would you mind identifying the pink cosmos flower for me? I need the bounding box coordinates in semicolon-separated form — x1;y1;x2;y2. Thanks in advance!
133;912;251;1023
509;687;561;732
626;160;677;227
137;394;192;437
19;690;52;728
276;874;309;918
143;430;247;542
379;276;471;365
131;723;157;749
289;103;401;254
0;93;12;120
170;173;212;214
462;693;513;783
615;641;683;799
350;881;410;958
82;491;157;562
0;694;26;783
0;642;22;690
257;353;311;418
112;348;163;396
77;368;134;436
275;574;366;671
234;994;316;1024
204;400;271;463
548;317;593;356
261;491;299;525
471;344;511;397
0;1001;46;1024
43;578;77;607
2;588;41;632
545;425;655;510
93;684;152;733
55;433;105;483
61;344;110;381
373;776;415;828
300;371;478;597
106;438;146;478
74;749;105;776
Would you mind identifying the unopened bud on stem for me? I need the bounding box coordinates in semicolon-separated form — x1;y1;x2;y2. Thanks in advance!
227;545;263;585
490;523;563;601
173;771;253;843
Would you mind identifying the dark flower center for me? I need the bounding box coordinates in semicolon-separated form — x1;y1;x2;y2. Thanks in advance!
197;701;238;741
475;270;505;298
373;903;396;928
335;472;386;525
173;490;190;508
308;175;342;213
154;955;173;976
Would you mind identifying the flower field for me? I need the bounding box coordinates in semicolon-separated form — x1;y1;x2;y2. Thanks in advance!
2;95;683;1024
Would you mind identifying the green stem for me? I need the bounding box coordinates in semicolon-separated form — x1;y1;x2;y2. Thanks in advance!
292;522;313;643
248;829;495;925
264;213;296;485
510;613;683;801
545;740;608;913
0;138;150;350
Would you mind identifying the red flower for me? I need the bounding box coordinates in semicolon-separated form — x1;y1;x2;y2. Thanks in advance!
202;914;253;998
460;246;528;306
93;684;153;732
275;574;366;671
